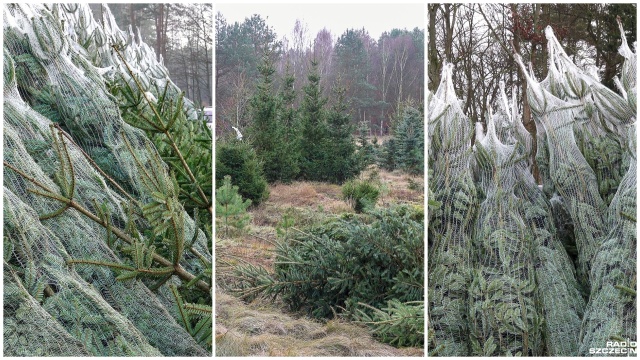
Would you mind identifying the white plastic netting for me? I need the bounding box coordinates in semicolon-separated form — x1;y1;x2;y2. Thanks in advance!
427;63;478;356
4;3;210;356
428;22;635;356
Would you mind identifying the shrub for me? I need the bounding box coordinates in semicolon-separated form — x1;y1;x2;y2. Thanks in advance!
231;205;424;347
216;140;269;205
342;179;380;213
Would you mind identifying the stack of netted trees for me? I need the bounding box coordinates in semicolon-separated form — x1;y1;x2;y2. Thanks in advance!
428;21;636;356
4;4;210;356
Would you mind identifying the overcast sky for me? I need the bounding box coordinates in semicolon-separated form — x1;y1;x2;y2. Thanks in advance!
216;3;424;44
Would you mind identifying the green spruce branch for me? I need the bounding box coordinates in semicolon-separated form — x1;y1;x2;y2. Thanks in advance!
52;123;139;206
111;44;211;216
3;126;210;294
170;284;212;350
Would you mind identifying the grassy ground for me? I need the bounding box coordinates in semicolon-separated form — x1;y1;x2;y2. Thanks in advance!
215;167;424;356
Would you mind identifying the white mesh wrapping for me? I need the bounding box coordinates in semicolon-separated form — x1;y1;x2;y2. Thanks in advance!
428;23;635;356
4;3;210;356
427;63;478;356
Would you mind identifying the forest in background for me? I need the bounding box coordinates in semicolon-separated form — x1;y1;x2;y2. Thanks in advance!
93;3;212;107
216;12;424;138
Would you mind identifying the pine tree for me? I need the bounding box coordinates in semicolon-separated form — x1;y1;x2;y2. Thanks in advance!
299;60;329;181
216;175;251;237
275;66;301;183
357;120;375;169
248;53;283;183
325;84;360;183
215;140;269;205
394;106;424;174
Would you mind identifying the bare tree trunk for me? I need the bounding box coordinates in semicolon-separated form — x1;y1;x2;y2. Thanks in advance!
462;5;475;120
203;12;212;105
155;4;166;62
443;4;457;63
129;4;136;32
162;5;169;61
180;46;190;98
395;43;408;113
511;4;538;183
380;37;389;136
428;4;439;91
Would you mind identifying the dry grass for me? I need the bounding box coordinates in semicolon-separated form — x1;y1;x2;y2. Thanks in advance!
216;290;423;357
269;182;319;207
268;181;349;214
364;167;424;206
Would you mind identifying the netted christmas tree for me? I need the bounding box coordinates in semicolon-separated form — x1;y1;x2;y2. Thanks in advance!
428;19;635;356
427;63;478;356
4;3;211;356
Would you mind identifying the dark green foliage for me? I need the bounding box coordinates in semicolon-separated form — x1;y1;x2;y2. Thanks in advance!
232;205;423;347
334;29;377;121
377;106;424;174
379;138;397;171
353;300;424;348
342;179;380;213
357;121;376;169
324;85;360;183
248;55;299;183
299;61;330;181
169;284;212;352
215;140;269;205
275;68;302;183
298;62;361;183
394;106;424;174
151;99;212;227
247;54;278;179
110;76;212;230
574;125;625;206
216;175;251;237
4;5;212;355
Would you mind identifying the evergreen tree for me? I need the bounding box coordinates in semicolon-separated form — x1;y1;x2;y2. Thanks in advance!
216;176;252;237
248;54;284;183
275;66;301;183
215;140;269;205
379;138;397;171
325;84;360;183
299;60;329;181
357;120;375;169
334;29;377;123
395;106;424;174
248;56;302;183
